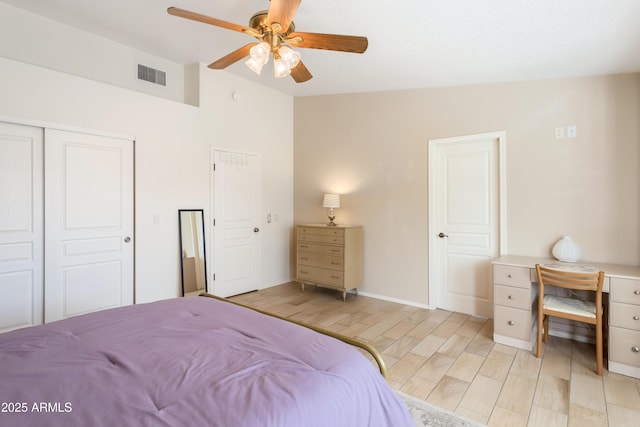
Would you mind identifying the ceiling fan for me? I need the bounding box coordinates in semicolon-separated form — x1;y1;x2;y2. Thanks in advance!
167;0;368;83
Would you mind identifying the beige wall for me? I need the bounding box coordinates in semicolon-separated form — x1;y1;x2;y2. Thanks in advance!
294;73;640;306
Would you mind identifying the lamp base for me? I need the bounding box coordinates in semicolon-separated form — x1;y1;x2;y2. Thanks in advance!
327;214;336;226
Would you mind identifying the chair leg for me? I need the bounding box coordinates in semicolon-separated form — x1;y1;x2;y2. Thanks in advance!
596;321;603;376
543;315;550;343
536;312;543;358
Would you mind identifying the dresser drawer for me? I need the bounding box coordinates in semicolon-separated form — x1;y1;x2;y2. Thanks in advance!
297;233;344;245
494;305;532;341
297;265;344;287
609;326;640;368
610;278;640;305
297;243;344;256
494;285;532;310
494;265;532;289
298;252;343;271
297;226;345;237
610;302;640;331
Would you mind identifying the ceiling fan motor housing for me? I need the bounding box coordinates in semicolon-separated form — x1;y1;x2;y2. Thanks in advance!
249;10;295;38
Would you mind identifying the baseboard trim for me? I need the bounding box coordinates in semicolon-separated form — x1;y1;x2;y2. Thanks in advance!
356;290;432;310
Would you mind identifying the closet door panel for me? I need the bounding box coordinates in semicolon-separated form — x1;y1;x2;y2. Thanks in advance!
44;129;133;322
0;122;43;332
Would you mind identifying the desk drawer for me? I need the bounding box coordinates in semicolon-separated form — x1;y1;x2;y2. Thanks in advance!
610;302;640;331
495;285;532;310
494;265;531;288
609;326;640;368
494;305;531;341
610;278;640;305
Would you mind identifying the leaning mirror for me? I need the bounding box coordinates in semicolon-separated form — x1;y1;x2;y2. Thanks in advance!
179;209;207;296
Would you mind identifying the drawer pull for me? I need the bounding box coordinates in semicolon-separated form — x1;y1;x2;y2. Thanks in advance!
508;295;513;300
508;321;515;326
301;245;308;248
331;261;340;265
634;316;639;321
632;346;640;353
330;275;340;280
507;274;513;278
300;257;308;261
635;290;640;295
331;249;340;253
300;270;308;274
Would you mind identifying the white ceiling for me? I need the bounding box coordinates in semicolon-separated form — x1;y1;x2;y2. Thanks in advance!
3;0;640;97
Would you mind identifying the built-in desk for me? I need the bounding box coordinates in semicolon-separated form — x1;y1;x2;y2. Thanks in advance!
492;255;640;379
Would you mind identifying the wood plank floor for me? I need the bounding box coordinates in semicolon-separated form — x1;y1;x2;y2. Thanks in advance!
229;282;640;427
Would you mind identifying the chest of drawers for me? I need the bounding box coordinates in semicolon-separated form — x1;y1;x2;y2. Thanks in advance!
296;224;363;301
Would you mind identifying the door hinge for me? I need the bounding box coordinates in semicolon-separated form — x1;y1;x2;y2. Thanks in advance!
213;163;216;171
213;218;216;226
213;273;216;281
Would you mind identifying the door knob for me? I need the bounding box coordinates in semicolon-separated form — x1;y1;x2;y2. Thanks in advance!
438;232;448;238
124;236;131;243
253;227;260;233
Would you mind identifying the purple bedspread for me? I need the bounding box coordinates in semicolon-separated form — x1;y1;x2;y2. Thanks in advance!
0;297;412;427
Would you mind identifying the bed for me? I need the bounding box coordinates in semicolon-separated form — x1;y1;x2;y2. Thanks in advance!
0;294;413;426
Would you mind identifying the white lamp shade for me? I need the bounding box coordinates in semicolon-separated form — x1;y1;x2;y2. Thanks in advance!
323;194;341;208
279;46;300;69
245;57;265;75
273;55;291;78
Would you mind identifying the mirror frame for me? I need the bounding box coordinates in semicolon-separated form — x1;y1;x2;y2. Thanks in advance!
178;209;208;296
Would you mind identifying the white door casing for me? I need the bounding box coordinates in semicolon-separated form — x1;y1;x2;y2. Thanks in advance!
211;149;261;298
0;122;43;332
44;129;134;322
428;132;506;317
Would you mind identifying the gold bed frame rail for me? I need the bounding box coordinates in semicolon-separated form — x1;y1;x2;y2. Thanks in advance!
199;292;388;378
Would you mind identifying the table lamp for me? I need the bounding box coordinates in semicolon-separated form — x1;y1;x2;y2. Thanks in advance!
322;194;341;226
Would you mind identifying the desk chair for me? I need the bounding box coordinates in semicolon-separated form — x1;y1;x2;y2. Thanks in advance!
535;264;605;375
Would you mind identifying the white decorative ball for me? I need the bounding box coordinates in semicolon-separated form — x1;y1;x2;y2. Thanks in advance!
552;235;582;263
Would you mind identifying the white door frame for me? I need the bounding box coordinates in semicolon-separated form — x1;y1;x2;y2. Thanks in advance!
428;131;507;311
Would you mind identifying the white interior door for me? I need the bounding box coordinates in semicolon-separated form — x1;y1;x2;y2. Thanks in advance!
429;132;506;317
0;122;43;332
44;129;134;322
212;149;261;298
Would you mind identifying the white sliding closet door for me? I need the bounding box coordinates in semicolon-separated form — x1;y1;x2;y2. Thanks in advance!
0;122;43;333
44;129;134;322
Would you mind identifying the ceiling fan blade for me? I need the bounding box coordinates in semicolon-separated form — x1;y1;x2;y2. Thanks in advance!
287;32;368;53
208;43;256;69
266;0;301;31
167;7;258;36
290;61;313;83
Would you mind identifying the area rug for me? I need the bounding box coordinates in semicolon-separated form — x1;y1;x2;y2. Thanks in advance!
397;391;486;427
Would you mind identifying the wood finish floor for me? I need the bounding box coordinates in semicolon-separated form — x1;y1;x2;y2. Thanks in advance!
229;282;640;427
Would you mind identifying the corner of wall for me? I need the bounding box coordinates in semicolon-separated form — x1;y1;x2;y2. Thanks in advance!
184;63;201;107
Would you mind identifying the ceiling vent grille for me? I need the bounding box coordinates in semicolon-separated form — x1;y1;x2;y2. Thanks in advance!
137;64;166;86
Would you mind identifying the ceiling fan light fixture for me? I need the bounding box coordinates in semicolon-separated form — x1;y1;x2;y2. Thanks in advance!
245;41;270;74
278;45;300;69
273;52;291;78
245;56;265;75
